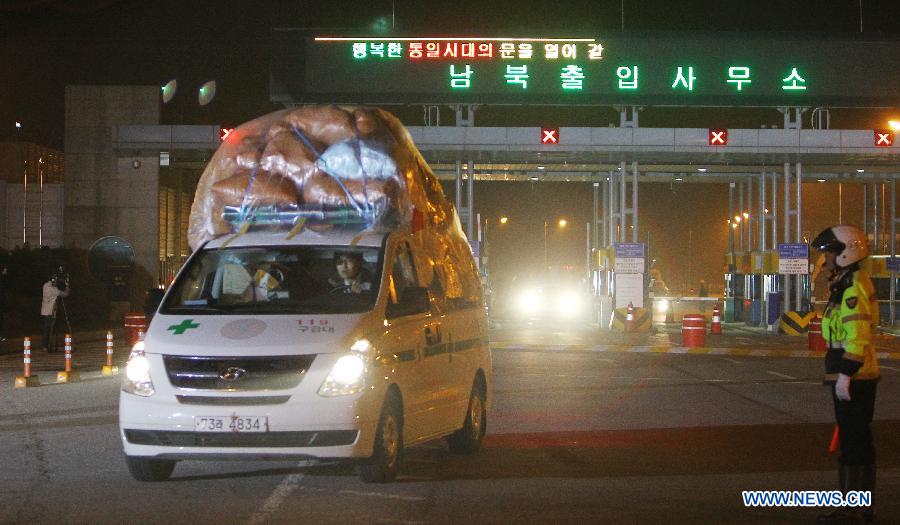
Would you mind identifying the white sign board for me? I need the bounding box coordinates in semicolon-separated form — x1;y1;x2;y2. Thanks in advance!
615;273;644;309
614;243;645;274
778;243;809;275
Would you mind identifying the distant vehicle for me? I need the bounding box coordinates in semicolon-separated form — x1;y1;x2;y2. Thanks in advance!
493;270;592;322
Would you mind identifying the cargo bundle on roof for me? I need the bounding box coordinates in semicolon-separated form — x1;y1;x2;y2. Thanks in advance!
187;105;479;304
188;105;461;250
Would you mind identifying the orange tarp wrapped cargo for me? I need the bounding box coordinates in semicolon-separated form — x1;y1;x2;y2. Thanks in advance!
187;105;479;303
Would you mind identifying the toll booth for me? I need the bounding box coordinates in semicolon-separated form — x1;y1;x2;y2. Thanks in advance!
724;252;748;322
592;247;614;327
860;256;900;323
746;250;780;326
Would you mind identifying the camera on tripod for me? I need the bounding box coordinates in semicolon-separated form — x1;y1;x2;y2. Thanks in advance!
51;267;70;292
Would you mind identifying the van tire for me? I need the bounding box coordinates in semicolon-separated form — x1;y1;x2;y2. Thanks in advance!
125;456;176;482
447;380;486;454
359;394;402;483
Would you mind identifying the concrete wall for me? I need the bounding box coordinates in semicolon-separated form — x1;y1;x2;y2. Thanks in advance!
1;182;64;249
0;182;5;249
64;86;160;301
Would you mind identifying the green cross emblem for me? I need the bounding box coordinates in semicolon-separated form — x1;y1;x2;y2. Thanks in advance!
168;319;200;335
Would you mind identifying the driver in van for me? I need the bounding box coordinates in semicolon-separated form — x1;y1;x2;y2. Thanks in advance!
330;252;373;294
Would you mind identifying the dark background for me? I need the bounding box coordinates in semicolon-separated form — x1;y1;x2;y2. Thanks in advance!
1;0;897;294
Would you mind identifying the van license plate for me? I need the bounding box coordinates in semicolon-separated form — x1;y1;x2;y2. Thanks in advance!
194;416;269;432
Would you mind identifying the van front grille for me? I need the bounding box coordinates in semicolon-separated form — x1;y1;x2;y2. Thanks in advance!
163;355;315;391
175;395;292;405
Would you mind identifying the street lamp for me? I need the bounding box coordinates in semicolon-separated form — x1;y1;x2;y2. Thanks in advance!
544;218;567;270
889;120;900;131
499;216;508;225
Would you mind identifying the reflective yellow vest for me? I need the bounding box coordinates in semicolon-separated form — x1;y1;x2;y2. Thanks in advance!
822;268;880;381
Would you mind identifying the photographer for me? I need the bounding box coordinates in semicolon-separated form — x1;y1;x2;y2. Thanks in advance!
40;267;70;353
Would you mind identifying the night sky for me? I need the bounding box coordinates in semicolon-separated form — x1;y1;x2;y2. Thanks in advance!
2;0;898;290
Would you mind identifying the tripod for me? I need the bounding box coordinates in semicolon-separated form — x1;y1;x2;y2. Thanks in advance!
46;296;72;352
58;295;72;334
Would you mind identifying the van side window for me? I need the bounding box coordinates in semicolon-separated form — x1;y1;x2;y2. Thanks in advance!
427;262;448;309
390;242;419;303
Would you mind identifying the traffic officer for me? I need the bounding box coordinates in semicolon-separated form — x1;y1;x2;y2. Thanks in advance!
812;225;879;524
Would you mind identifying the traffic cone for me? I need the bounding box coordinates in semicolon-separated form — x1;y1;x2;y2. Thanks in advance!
711;303;722;334
625;302;635;332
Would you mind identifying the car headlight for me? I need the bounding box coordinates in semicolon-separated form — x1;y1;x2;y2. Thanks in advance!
318;340;370;397
516;288;541;315
557;291;582;318
656;299;669;313
122;345;155;397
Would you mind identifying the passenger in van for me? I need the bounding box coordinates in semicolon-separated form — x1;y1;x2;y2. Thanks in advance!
250;263;287;301
329;252;373;294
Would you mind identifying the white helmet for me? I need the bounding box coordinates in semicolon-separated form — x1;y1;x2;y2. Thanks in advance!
811;224;870;268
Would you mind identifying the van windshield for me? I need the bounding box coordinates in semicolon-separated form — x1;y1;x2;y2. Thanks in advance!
161;246;382;315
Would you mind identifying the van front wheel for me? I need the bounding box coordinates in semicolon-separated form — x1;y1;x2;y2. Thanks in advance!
359;395;402;483
125;456;176;482
447;381;486;454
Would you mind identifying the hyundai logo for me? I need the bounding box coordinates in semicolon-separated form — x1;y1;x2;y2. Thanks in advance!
219;367;247;382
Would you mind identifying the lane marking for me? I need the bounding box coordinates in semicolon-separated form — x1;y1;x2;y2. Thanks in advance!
245;468;306;525
767;371;796;380
489;343;900;361
339;490;425;501
881;365;899;372
722;358;742;365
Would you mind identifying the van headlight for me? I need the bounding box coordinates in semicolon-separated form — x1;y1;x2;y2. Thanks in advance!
318;340;370;397
122;345;155;397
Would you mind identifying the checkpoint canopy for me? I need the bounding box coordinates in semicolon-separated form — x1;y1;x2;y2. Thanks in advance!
271;31;900;108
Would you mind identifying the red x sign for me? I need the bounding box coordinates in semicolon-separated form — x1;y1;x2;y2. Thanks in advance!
541;127;560;144
874;129;894;147
709;128;728;146
220;127;235;142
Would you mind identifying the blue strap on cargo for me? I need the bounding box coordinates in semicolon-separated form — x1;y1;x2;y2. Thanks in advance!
237;166;259;223
349;123;374;226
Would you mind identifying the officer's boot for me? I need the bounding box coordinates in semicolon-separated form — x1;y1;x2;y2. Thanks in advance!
860;464;875;523
816;464;864;524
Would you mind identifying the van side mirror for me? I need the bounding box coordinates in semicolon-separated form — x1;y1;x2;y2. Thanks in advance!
386;286;430;318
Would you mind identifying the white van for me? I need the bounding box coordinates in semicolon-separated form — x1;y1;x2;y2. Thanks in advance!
119;226;491;482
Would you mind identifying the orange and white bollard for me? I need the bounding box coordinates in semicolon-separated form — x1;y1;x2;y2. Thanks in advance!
625;302;635;332
15;337;40;388
56;334;81;383
101;330;119;376
710;303;722;335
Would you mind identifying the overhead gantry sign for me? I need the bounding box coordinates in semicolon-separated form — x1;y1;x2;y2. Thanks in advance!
271;32;900;108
